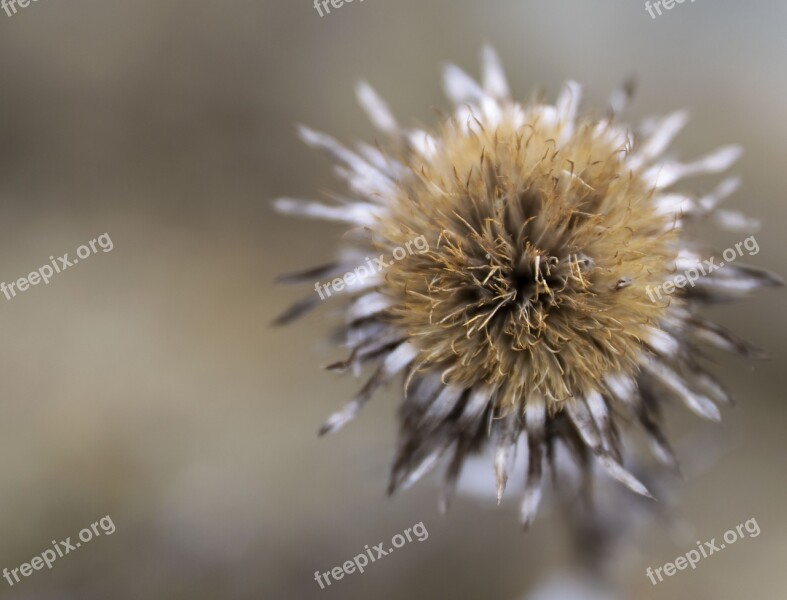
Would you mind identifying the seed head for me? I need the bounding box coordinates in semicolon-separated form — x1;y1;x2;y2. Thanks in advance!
381;108;677;407
275;47;780;526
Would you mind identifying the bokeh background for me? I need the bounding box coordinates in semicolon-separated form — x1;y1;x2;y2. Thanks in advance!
0;1;785;598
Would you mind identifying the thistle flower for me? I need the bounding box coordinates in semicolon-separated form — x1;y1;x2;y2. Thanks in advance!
275;47;780;526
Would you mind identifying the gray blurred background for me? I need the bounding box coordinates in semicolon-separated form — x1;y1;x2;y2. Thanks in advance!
0;1;784;598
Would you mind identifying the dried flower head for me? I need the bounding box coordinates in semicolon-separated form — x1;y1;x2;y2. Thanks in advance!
275;48;780;526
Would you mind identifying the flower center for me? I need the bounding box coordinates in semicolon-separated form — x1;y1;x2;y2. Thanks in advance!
378;118;677;406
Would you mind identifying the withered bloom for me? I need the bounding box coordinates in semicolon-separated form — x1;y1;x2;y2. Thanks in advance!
275;48;780;526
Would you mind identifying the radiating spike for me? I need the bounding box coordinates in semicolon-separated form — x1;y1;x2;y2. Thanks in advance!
704;263;783;290
319;342;418;435
344;319;386;349
710;209;761;232
697;176;741;212
480;45;509;99
276;262;342;285
417;384;466;434
299;125;362;165
325;331;404;373
585;391;622;463
520;459;543;528
597;454;654;499
639;381;680;466
454;384;495;433
637;404;680;471
691;369;733;406
319;365;386;436
645;145;742;189
388;420;454;495
642;358;721;422
405;129;439;158
652;193;697;218
557;421;593;492
443;64;485;105
273;197;381;226
494;411;520;503
565;397;651;497
357;142;405;178
439;439;470;513
355;81;399;135
399;443;450;491
629;111;689;170
607;76;636;117
565;399;602;452
298;125;376;173
556;80;581;125
684;316;766;358
521;400;546;528
555;80;581;145
298;125;395;197
646;327;680;357
347;292;391;321
604;373;637;408
404;372;443;407
272;294;322;326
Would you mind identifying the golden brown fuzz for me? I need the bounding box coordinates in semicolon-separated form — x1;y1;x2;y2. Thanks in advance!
382;117;677;410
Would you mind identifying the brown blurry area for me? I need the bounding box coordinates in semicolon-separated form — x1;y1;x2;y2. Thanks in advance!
0;1;784;598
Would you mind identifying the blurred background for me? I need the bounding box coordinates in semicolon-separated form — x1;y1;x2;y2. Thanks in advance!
0;0;784;598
